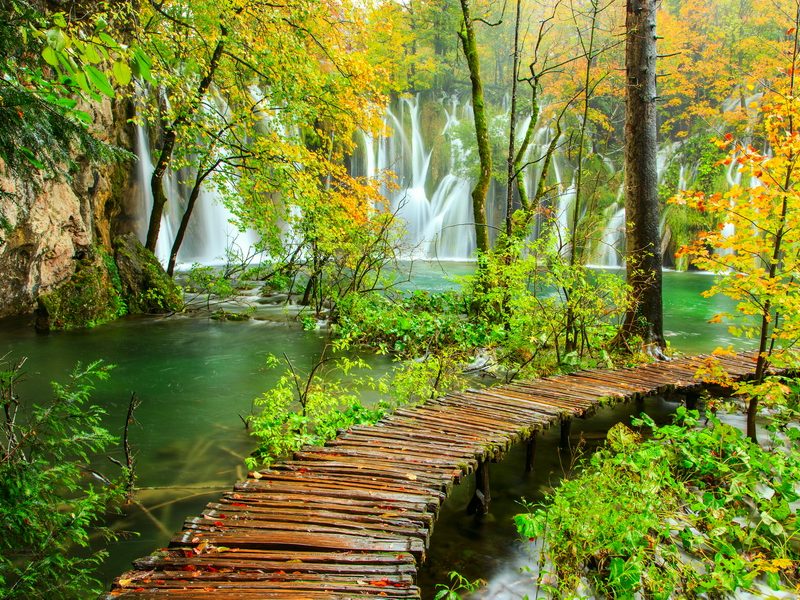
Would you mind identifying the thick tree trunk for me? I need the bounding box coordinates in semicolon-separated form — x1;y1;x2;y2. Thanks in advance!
458;0;490;253
622;0;664;348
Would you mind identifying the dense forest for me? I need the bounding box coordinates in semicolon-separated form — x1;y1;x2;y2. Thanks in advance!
2;0;800;598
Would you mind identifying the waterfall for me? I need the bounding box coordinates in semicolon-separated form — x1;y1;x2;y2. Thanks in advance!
132;116;258;269
356;94;476;260
133;122;173;263
596;206;626;267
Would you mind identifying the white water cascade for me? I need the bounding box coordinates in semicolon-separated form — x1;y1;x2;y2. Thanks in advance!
356;95;476;260
133;122;257;268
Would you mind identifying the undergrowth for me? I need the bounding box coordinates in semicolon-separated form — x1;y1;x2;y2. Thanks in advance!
516;407;800;598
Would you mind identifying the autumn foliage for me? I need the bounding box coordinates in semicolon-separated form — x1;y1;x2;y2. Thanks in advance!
672;26;800;438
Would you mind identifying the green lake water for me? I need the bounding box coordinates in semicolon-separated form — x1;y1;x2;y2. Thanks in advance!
0;264;741;595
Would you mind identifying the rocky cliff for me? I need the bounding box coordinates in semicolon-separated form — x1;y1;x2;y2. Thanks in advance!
0;97;139;320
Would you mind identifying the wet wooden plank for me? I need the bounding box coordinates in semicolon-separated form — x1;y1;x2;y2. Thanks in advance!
170;529;426;558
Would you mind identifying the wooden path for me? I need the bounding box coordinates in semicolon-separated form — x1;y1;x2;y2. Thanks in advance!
106;352;760;599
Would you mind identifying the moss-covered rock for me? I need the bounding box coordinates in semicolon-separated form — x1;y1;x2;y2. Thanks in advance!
114;232;183;314
35;247;127;331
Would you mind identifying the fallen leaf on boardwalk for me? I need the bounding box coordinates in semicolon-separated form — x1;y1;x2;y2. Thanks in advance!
230;502;247;507
118;578;133;587
406;473;417;480
194;540;210;554
250;471;263;479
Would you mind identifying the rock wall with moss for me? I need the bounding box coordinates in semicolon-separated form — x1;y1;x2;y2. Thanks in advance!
0;97;141;320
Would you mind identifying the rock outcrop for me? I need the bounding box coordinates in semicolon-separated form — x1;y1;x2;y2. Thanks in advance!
114;232;183;315
34;247;127;331
0;98;137;319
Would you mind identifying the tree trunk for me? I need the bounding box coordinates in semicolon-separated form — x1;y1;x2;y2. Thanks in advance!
458;0;491;253
505;0;522;239
166;165;216;276
145;28;227;253
622;0;664;348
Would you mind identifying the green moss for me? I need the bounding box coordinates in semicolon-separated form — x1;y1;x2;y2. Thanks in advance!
114;233;183;314
36;247;127;331
210;309;251;321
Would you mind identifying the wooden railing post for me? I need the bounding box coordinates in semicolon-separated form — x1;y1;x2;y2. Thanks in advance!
560;417;572;451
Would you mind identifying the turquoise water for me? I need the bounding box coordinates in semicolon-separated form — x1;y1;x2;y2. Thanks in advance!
0;266;737;590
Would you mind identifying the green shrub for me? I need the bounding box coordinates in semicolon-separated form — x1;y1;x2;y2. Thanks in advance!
0;358;124;599
516;407;800;598
247;354;388;468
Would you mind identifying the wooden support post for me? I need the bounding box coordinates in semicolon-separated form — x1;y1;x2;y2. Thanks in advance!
685;392;699;410
466;461;491;516
635;394;645;413
560;418;572;451
525;434;537;473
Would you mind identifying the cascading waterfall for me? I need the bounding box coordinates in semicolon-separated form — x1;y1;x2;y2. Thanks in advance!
355;94;476;260
132;115;257;268
597;206;626;267
130;85;769;270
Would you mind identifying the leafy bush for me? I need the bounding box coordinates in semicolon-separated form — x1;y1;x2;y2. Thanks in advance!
335;290;500;356
0;358;124;599
247;354;389;468
516;407;800;598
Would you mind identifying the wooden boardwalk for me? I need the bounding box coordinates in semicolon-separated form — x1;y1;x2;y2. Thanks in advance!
105;352;760;599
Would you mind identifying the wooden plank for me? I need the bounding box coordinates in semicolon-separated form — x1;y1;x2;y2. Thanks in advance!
170;530;426;558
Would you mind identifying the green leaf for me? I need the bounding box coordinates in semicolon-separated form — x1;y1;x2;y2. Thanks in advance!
41;46;58;67
72;110;93;125
112;61;132;86
46;28;67;52
54;97;77;109
132;48;153;82
20;147;44;169
85;65;115;98
766;571;781;591
98;32;119;49
72;70;90;94
83;43;102;64
52;12;67;28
